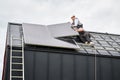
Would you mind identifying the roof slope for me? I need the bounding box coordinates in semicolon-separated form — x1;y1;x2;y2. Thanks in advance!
7;22;120;57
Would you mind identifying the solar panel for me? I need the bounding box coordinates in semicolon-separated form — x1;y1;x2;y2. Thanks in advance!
118;42;120;45
95;37;104;41
95;46;104;50
104;47;115;51
109;51;120;56
108;42;119;48
102;35;114;41
97;50;110;55
116;39;120;42
98;41;111;47
22;23;78;49
115;48;120;51
85;49;98;54
47;22;78;37
78;50;87;54
110;36;120;42
91;33;102;38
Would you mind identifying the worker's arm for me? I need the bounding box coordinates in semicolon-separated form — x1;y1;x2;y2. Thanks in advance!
72;18;79;26
71;18;79;31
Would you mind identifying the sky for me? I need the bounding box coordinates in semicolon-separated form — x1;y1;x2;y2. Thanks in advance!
0;0;120;79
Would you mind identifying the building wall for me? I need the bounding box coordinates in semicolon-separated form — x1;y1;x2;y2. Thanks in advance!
3;47;120;80
3;47;10;80
24;48;120;80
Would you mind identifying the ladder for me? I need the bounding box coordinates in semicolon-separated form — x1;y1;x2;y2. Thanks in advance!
10;35;25;80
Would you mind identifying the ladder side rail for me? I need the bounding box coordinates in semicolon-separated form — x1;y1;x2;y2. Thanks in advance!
22;36;25;80
10;35;13;80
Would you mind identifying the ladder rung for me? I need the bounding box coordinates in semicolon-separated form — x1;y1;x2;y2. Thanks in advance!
12;56;22;58
12;76;23;78
12;63;23;65
14;45;22;47
12;50;22;52
12;44;22;47
13;38;22;40
12;69;23;71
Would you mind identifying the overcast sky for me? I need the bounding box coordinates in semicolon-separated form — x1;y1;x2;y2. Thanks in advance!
0;0;120;79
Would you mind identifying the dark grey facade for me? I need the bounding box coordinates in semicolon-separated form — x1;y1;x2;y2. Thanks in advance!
24;46;120;80
2;22;120;80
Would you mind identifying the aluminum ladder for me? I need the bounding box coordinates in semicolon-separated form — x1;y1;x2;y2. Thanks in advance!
10;35;25;80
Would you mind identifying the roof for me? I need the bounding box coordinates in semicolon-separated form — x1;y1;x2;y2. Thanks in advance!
7;22;120;57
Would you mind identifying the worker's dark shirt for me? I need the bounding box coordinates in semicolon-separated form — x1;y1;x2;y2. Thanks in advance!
78;31;91;43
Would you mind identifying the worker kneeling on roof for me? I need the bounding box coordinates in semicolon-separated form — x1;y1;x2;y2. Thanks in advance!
71;15;94;45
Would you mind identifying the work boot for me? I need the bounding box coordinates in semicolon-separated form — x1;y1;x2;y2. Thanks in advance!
85;42;89;44
89;42;94;47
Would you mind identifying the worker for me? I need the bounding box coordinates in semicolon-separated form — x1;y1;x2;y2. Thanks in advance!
77;28;93;45
71;15;94;45
71;15;83;30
